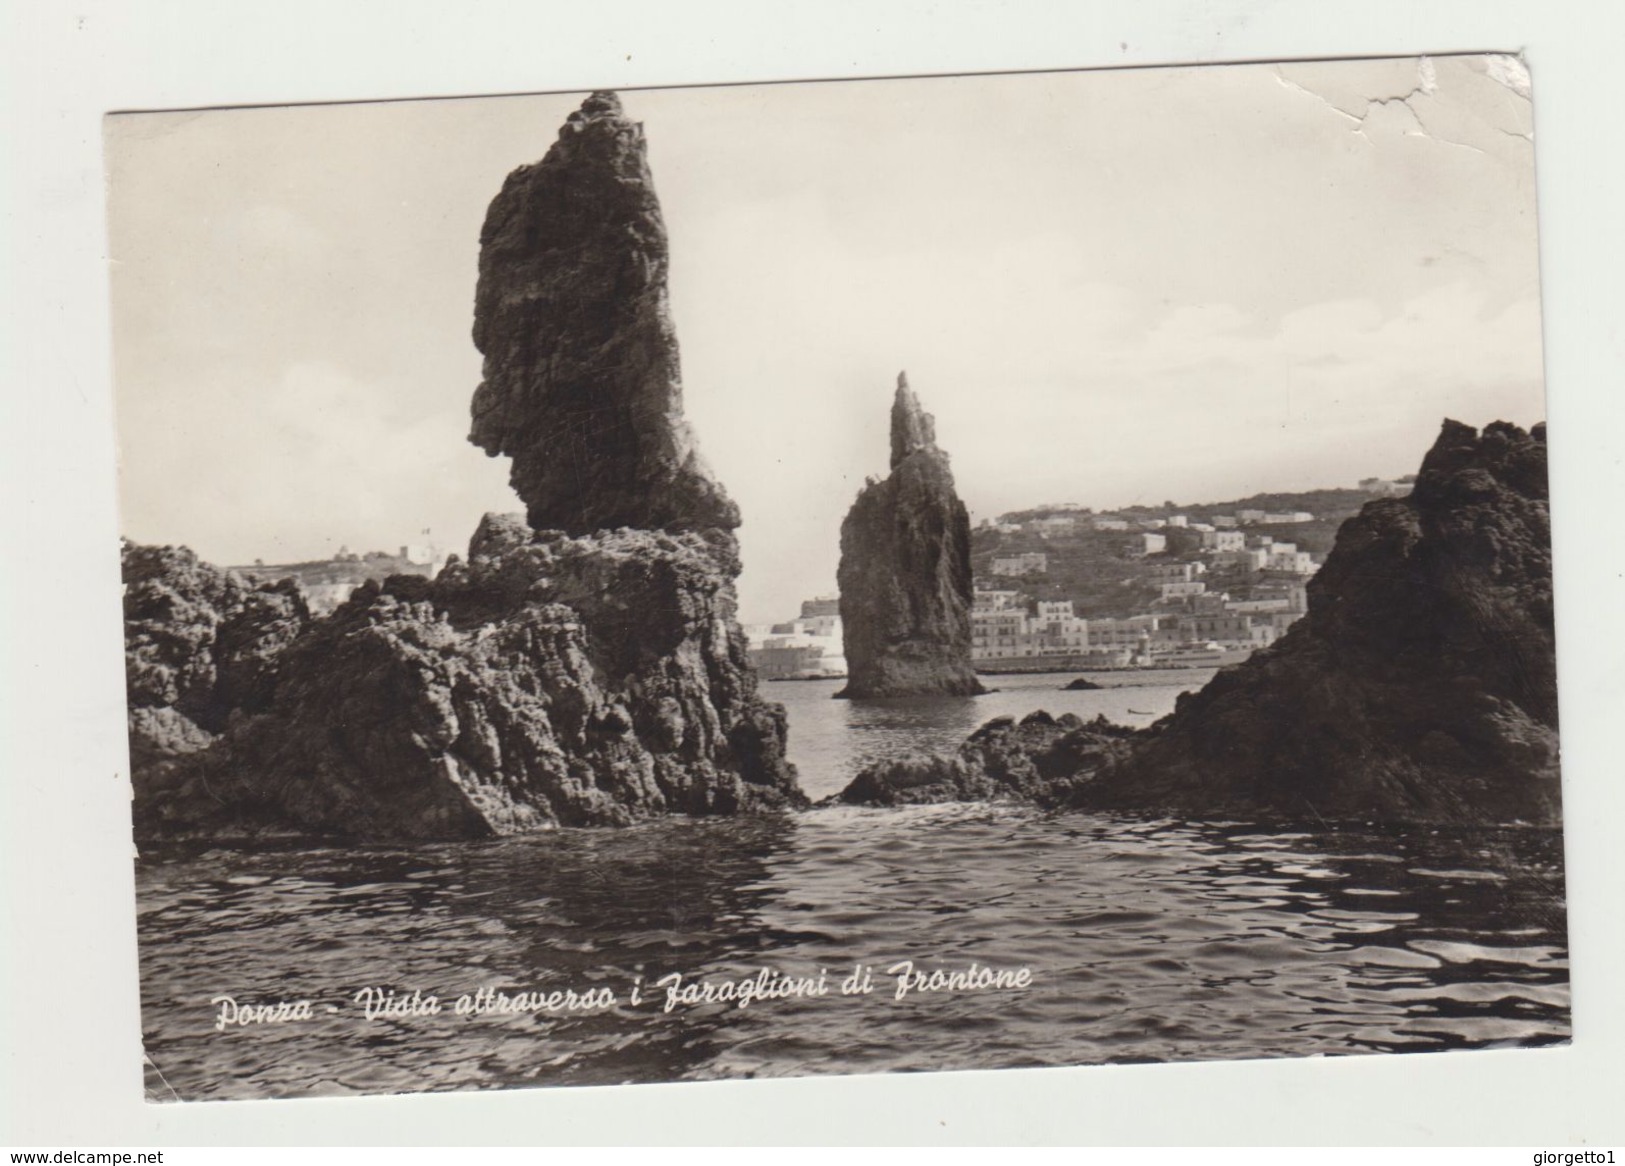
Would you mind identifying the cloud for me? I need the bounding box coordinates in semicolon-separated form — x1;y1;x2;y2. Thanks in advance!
106;60;1547;622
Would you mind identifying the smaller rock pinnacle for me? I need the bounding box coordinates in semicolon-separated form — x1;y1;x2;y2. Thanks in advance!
842;373;984;698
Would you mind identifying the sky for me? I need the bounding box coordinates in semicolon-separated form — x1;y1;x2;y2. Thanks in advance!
105;55;1545;624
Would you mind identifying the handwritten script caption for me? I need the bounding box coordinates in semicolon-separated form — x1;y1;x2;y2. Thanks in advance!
210;960;1034;1031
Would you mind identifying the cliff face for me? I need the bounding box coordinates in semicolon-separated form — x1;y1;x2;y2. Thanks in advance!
839;420;1561;826
835;711;1136;808
134;519;801;840
469;90;739;536
126;90;801;840
836;375;986;698
122;542;310;775
1089;420;1559;824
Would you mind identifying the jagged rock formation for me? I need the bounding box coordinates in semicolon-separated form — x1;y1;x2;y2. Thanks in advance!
126;90;802;840
840;420;1561;826
835;374;986;699
469;90;739;536
122;542;310;776
133;519;801;839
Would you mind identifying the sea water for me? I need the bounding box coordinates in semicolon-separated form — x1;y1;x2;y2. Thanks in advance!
135;671;1569;1100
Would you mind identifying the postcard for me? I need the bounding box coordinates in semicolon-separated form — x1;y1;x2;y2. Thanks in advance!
106;55;1563;1103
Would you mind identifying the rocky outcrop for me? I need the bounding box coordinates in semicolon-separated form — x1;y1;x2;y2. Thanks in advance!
1089;419;1559;824
839;420;1561;826
122;541;310;775
834;711;1135;808
469;90;739;536
127;90;801;840
134;520;802;840
835;374;986;698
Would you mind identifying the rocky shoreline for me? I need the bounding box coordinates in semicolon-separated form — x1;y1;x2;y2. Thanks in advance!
120;88;1560;839
128;519;803;841
124;91;803;841
127;419;1557;836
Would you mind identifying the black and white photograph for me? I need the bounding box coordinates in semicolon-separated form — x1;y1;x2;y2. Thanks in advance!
13;0;1625;1149
103;54;1568;1106
102;53;1567;1105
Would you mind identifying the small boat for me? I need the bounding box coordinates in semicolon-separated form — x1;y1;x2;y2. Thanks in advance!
1127;708;1153;715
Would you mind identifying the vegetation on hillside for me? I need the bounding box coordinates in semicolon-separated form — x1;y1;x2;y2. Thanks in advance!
974;485;1387;618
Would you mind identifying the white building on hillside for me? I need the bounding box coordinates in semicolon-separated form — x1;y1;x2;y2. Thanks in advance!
1030;516;1077;536
1266;549;1317;575
973;588;1024;612
1150;560;1205;583
1212;547;1269;572
1159;580;1208;601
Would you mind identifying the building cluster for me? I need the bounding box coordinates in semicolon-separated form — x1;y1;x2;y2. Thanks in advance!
971;505;1324;668
743;596;849;680
233;543;451;614
744;490;1357;680
1190;534;1318;577
970;579;1308;669
992;530;1316;578
982;507;1319;540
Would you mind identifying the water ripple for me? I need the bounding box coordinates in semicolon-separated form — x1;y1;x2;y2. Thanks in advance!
134;674;1570;1100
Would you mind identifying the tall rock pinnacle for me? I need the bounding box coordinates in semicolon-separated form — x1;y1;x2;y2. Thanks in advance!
470;90;740;535
836;373;987;699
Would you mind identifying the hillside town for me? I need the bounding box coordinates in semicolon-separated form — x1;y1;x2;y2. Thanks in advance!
969;575;1308;671
969;503;1327;670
